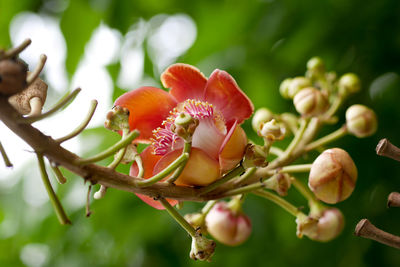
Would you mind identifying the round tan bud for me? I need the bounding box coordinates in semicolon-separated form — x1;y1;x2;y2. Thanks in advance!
293;87;328;117
252;107;274;132
8;76;48;115
279;78;292;99
0;58;28;96
259;119;285;141
345;104;377;138
205;201;252;246
308;148;357;204
288;77;311;99
338;73;361;96
307;57;325;74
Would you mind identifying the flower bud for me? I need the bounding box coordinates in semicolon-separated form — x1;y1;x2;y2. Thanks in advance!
288;77;312;98
307;57;325;74
243;144;268;168
338;73;361;96
293;87;328;117
205;201;252;246
264;173;291;196
0;58;28;96
296;208;344;242
190;233;216;261
308;148;357;204
252;107;274;132
258;119;285;141
345;104;377;138
279;78;292;99
184;212;206;230
172;112;199;141
105;105;130;132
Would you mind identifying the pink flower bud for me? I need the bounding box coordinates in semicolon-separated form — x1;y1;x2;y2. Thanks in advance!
308;148;357;204
205;201;251;246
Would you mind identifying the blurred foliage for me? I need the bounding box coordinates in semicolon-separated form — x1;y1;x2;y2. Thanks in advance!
1;0;400;266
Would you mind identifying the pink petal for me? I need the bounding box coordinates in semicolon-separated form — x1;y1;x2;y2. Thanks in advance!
204;69;254;126
130;146;178;210
115;86;177;143
192;117;226;160
153;148;220;186
219;122;247;173
161;63;207;102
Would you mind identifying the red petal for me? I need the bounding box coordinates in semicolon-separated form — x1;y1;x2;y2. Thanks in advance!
204;70;254;125
115;86;177;142
161;63;207;102
219;122;247;173
130;146;178;210
153;148;220;186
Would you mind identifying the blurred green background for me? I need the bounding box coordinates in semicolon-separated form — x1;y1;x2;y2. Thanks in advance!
1;0;400;266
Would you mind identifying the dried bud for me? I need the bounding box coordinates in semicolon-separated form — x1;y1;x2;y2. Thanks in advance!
296;208;344;242
293;87;328;117
252;107;274;132
105;106;130;132
8;76;48;115
338;73;361;96
205;201;252;246
345;104;377;138
243;144;268;168
264;173;292;196
258;119;285;141
190;233;216;261
307;57;325;75
0;58;28;96
308;148;357;204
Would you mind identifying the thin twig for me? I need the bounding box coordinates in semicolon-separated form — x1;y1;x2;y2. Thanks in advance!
3;39;31;58
355;219;400;249
86;185;92;217
26;54;47;85
49;162;67;184
0;141;13;167
56;100;98;143
198;165;245;195
376;138;400;162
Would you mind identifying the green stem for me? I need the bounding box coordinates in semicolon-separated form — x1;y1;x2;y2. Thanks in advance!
280;164;312;173
220;180;266;198
291;177;324;215
253;189;301;217
56;100;98;143
159;197;197;237
108;146;127;170
325;95;344;118
285;118;309;156
135;155;144;178
233;167;257;185
201;200;217;215
0;141;13;167
166;142;192;184
77;130;139;164
305;125;348;152
136;152;189;187
36;153;71;225
21;88;81;124
198;165;245;195
270;146;284;157
49;163;67;184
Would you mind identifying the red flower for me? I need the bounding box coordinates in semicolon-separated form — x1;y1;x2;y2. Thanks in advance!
114;64;254;209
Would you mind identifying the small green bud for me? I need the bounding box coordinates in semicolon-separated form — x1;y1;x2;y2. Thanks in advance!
308;148;357;204
175;112;194;127
288;77;312;98
307;57;325;74
252;107;274;132
346;104;377;138
338;73;361;96
279;78;292;99
293;87;328;117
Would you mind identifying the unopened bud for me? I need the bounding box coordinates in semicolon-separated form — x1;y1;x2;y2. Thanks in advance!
190;233;216;261
308;148;357;204
296;208;344;242
184;212;206;230
172;112;198;141
288;77;312;98
293;87;328;117
259;119;285;141
0;58;28;96
338;73;361;96
252;107;274;132
105;106;130;132
307;57;325;75
205;201;252;246
279;78;292;99
345;104;377;138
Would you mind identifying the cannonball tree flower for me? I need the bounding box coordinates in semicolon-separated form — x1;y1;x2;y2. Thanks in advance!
114;64;254;209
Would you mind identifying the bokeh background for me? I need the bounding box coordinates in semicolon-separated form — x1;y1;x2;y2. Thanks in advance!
1;0;400;266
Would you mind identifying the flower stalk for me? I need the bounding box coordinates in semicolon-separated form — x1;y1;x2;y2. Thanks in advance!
0;141;13;167
355;219;400;249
